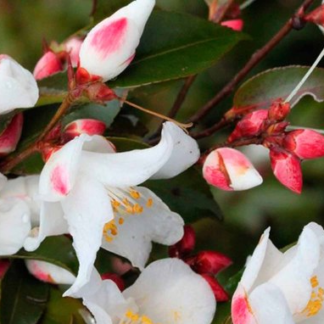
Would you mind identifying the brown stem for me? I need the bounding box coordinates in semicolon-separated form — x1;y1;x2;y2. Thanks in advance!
192;118;232;139
188;0;316;124
0;92;77;173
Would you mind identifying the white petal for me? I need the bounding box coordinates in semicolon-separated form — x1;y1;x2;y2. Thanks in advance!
83;135;116;154
62;176;113;297
79;122;180;187
249;283;295;324
25;260;75;284
24;202;68;251
150;122;200;179
123;259;216;324
101;186;184;269
0;198;31;255
0;56;39;114
39;135;90;201
0;173;7;190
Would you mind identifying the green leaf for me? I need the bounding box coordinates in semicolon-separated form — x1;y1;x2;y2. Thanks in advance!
109;11;246;88
91;0;132;22
145;167;223;222
234;66;324;109
212;302;232;324
40;287;85;324
13;236;78;276
0;260;49;324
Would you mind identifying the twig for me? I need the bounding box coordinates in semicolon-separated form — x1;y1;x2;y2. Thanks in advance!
188;0;316;124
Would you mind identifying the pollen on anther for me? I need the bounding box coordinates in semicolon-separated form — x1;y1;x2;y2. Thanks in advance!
118;218;124;225
146;198;153;208
130;189;141;199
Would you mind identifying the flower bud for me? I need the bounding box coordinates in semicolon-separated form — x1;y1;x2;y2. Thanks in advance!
63;119;107;141
41;145;63;162
0;55;39;114
200;274;229;302
268;100;290;122
101;273;125;291
283;129;324;160
25;260;76;284
228;110;268;143
203;148;263;191
304;5;324;31
33;51;63;80
0;113;23;156
64;37;83;67
168;225;196;258
79;0;155;81
270;148;302;194
188;250;232;275
221;19;244;31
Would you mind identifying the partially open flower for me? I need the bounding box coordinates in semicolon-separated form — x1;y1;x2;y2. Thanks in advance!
0;55;39;114
203;148;263;191
79;0;155;81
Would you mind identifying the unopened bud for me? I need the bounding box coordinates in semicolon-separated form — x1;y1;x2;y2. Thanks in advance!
33;51;63;80
79;0;155;82
228;110;268;143
203;148;263;191
64;37;83;67
304;5;324;30
85;82;117;103
0;113;23;156
41;145;63;162
188;250;232;275
168;225;196;258
200;274;229;302
25;260;76;284
283;129;324;160
63;119;106;141
268;100;290;122
101;273;125;291
270;148;302;194
221;19;244;31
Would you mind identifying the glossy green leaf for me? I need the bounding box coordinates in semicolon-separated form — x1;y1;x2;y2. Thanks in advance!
91;0;132;22
109;11;246;88
234;66;324;109
212;302;232;324
13;236;78;275
40;287;85;324
0;260;49;324
145;168;223;222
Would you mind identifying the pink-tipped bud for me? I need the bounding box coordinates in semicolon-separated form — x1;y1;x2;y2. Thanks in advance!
221;19;244;31
270;148;302;194
33;51;63;80
0;55;39;114
268;100;290;122
63;119;106;141
200;274;229;302
64;37;83;67
203;148;263;191
228;110;268;143
168;225;196;258
101;273;125;291
283;129;324;160
304;5;324;28
0;113;23;156
79;0;155;82
187;251;232;275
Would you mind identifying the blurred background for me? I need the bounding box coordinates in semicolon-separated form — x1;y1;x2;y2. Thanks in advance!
1;0;324;277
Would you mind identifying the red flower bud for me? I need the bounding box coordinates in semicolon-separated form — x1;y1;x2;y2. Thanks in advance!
0;113;23;156
63;119;107;141
283;129;324;160
304;5;324;27
268;100;290;122
228;110;268;143
188;250;232;275
33;51;63;80
270;148;302;194
200;274;229;302
168;225;196;258
101;273;125;291
85;82;117;103
221;19;243;31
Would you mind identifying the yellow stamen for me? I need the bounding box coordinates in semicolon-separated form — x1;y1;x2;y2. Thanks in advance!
130;189;141;199
302;276;323;317
146;198;153;208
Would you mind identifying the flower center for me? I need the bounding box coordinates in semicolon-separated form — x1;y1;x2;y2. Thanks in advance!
118;309;160;324
302;276;324;317
103;188;154;242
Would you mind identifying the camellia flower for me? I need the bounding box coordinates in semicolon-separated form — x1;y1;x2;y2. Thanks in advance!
0;55;39;114
24;122;200;296
76;259;216;324
203;148;263;191
232;222;324;324
79;0;155;81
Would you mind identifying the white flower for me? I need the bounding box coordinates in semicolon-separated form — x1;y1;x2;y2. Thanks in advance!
78;259;216;324
0;55;39;114
24;122;200;296
79;0;155;81
232;222;324;324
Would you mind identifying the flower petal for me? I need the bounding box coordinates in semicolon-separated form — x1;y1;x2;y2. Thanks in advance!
0;198;31;255
62;175;113;297
101;186;184;269
123;259;216;324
